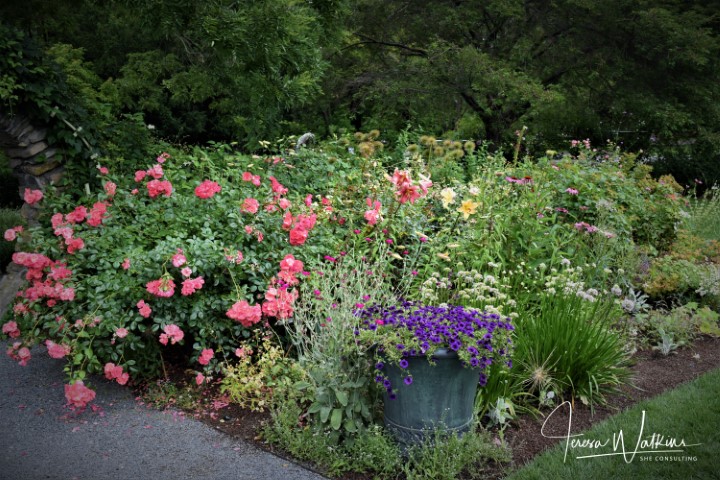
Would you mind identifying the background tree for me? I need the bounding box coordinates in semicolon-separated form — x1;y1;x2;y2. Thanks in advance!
1;0;718;184
316;0;720;185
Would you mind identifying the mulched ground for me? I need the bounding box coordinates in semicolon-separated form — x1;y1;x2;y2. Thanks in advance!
152;336;720;479
494;335;720;478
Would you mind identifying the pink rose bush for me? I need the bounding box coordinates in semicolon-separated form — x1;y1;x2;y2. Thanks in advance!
0;149;344;407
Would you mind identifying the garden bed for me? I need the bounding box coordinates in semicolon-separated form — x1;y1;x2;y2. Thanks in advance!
180;335;720;479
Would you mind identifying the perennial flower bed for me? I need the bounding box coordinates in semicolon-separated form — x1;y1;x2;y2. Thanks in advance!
1;132;716;478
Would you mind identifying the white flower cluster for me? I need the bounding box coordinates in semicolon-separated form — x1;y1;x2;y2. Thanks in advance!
418;270;516;317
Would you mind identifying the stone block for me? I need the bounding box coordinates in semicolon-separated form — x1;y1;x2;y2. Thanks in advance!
6;141;49;159
26;147;58;164
42;166;66;186
6;117;31;137
22;159;61;176
16;127;47;146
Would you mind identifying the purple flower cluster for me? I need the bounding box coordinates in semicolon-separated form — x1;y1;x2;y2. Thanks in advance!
356;301;514;397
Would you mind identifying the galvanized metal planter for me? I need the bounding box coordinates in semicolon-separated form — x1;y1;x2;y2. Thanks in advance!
382;348;478;448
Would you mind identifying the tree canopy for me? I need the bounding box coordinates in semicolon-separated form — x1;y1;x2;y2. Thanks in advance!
1;0;719;183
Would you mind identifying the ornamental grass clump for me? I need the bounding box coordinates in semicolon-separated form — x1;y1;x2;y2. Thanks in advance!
356;302;514;398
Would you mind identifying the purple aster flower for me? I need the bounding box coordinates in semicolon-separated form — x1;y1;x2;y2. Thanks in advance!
399;359;409;369
404;376;413;385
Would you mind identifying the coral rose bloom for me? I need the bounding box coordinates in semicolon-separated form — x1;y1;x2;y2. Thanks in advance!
64;381;96;409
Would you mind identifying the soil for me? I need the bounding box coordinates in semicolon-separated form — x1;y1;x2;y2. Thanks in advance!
152;336;720;479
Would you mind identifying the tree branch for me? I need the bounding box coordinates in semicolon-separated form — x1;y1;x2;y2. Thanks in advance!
342;34;428;57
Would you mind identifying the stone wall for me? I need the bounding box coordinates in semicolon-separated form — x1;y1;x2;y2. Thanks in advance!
0;113;64;224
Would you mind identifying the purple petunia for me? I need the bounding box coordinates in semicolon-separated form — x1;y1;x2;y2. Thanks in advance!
355;301;515;398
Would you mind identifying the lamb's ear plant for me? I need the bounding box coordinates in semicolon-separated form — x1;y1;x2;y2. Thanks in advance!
284;250;396;438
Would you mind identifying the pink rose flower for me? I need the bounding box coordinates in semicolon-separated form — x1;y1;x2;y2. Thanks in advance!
66;206;88;224
226;300;262;327
195;180;222;199
198;348;214;366
279;254;304;273
104;181;117;197
146;164;164;179
46;340;70;359
235;347;253;358
268;176;288;195
104;363;130;385
241;198;259;214
147;179;173;198
64;381;96;409
16;347;31;366
289;227;308;246
115;328;129;338
146;277;176;297
2;321;21;338
181;277;204;296
87;202;108;227
137;299;152;318
159;324;184;345
296;213;317;231
122;258;131;270
241;171;260;185
23;188;44;205
66;237;84;254
172;249;187;267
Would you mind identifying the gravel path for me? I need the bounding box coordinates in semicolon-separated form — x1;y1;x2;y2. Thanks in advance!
0;341;327;480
